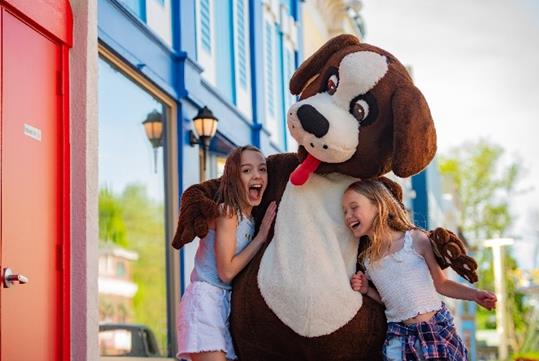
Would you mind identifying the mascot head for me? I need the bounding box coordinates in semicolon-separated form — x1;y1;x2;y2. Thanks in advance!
287;34;437;185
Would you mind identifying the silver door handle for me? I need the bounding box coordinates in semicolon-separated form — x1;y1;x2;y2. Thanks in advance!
2;267;29;288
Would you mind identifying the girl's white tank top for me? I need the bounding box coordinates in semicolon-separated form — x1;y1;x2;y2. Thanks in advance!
364;230;442;322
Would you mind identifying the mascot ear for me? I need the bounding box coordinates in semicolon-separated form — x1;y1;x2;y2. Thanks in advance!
289;34;360;96
391;85;437;177
377;177;403;203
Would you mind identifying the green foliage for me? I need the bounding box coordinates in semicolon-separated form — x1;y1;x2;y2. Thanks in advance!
119;184;167;354
438;139;520;241
438;139;531;353
99;187;128;246
98;184;168;355
513;351;539;361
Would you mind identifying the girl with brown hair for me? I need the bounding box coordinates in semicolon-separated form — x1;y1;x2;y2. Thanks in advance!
177;145;276;361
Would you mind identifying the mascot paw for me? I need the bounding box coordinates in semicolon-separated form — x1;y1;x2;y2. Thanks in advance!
428;228;478;283
193;217;209;238
172;181;221;249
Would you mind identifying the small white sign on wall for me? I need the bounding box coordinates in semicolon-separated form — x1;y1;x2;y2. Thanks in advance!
24;123;42;142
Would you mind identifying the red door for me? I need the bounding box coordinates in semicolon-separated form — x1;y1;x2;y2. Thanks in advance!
0;7;66;360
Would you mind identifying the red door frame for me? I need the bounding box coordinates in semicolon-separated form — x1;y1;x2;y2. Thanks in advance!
0;1;72;360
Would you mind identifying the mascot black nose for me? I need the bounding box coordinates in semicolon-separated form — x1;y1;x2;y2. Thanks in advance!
297;105;330;138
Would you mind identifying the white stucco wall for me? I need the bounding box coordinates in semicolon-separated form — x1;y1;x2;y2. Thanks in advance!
70;0;99;360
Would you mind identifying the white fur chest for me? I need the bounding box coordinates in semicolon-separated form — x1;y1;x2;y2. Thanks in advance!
257;173;363;337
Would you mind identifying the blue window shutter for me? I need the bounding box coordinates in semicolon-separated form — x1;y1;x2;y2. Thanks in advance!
236;0;247;89
265;21;274;116
200;0;212;54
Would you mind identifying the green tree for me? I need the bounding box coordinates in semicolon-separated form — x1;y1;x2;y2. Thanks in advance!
118;184;167;354
438;139;529;355
98;184;167;354
438;140;519;241
99;187;128;246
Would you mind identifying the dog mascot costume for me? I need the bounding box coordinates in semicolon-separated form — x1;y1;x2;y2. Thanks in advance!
172;35;478;361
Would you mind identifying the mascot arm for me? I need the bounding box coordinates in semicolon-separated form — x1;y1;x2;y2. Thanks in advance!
427;228;478;283
377;176;479;283
171;152;299;249
171;178;221;249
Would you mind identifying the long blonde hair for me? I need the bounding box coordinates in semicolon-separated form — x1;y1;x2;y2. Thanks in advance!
345;179;415;263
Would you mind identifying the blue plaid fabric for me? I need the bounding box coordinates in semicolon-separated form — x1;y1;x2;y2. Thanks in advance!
383;304;468;360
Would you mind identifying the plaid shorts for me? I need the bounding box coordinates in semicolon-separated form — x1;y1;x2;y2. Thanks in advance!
383;304;468;360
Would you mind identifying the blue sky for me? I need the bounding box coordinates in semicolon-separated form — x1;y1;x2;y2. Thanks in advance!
98;57;165;203
362;0;539;269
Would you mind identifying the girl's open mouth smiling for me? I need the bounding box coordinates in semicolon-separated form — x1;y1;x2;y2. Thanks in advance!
248;184;264;202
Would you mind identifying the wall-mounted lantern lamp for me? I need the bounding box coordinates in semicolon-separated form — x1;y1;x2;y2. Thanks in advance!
189;106;218;178
142;109;164;173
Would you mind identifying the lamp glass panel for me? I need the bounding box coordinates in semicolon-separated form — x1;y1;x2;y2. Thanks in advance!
203;118;212;137
193;118;205;138
207;118;218;138
194;117;218;138
143;120;163;142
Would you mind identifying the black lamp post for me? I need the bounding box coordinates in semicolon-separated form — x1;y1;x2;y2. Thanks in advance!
142;109;164;173
190;106;218;177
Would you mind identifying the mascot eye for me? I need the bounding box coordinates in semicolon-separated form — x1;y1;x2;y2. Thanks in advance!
352;99;370;123
327;75;338;95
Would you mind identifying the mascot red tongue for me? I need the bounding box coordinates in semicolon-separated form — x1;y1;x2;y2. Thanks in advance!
290;154;320;185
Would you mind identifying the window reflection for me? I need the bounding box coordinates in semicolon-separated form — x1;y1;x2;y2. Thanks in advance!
98;56;169;357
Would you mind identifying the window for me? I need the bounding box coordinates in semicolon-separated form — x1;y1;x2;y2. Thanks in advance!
232;0;252;116
236;0;247;89
117;1;173;46
146;0;173;46
196;0;216;84
264;20;275;118
262;17;283;145
98;54;175;358
262;0;298;148
118;0;146;21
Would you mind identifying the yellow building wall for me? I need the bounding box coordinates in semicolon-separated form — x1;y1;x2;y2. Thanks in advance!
301;0;363;58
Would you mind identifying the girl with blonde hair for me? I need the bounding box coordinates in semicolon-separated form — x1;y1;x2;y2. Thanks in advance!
342;179;496;361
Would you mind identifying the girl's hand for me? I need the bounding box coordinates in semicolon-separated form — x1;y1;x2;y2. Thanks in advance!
254;201;277;244
351;272;368;294
474;289;497;310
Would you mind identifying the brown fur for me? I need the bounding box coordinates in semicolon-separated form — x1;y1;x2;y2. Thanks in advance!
291;38;437;180
428;228;478;283
290;34;361;96
172;179;220;249
173;35;476;360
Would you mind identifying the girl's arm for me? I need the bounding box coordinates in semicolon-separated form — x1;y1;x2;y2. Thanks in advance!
413;230;497;310
215;202;277;283
364;286;383;304
351;272;383;304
